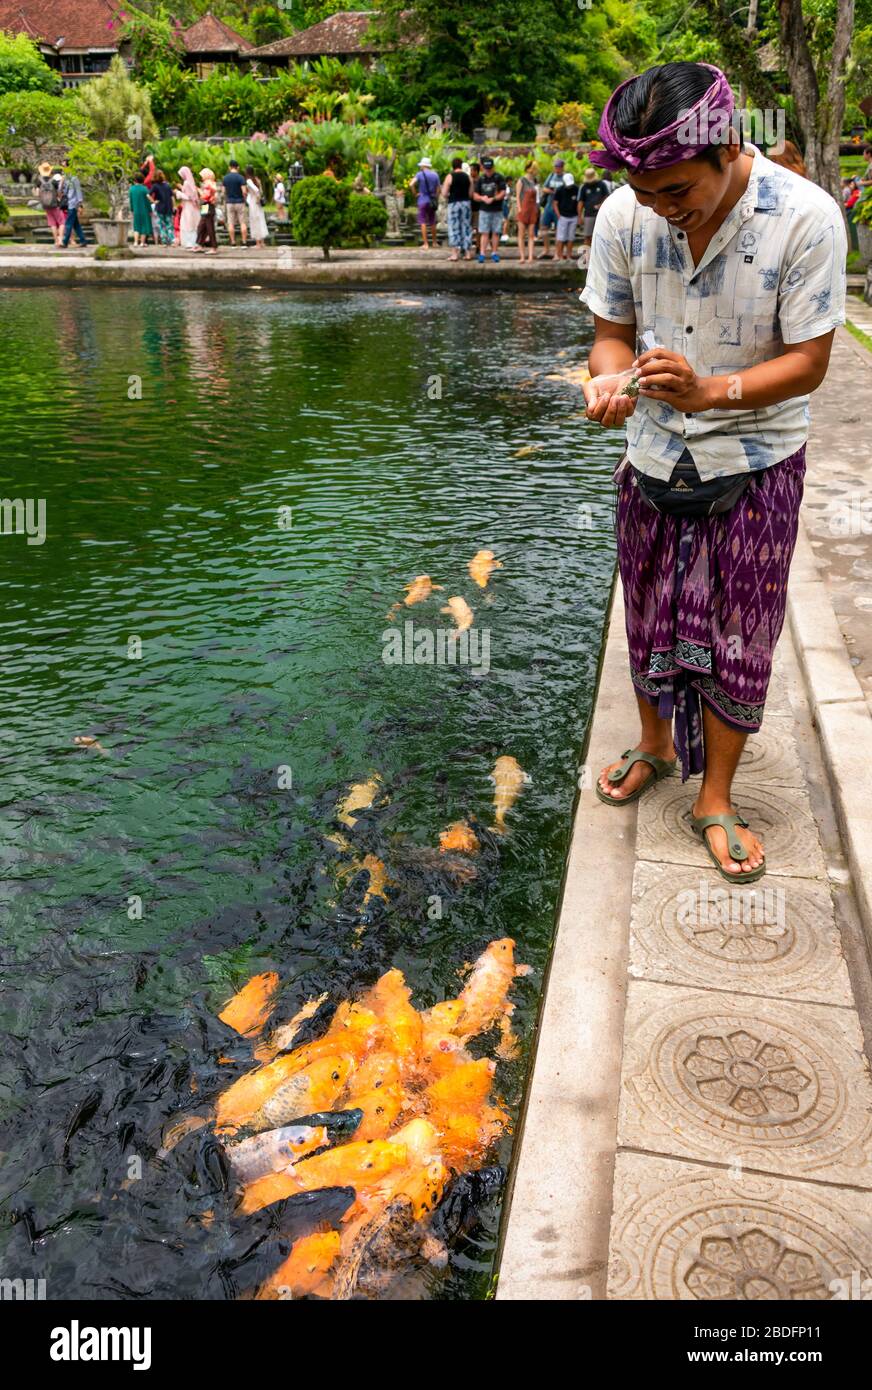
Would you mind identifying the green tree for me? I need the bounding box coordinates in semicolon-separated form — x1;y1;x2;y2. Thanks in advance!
0;31;60;96
66;137;142;217
289;174;349;257
75;55;159;145
0;91;89;167
247;5;296;46
373;0;654;130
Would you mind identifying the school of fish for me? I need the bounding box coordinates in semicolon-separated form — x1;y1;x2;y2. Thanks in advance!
208;938;530;1299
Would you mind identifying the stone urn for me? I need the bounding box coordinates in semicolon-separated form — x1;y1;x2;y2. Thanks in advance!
535;123;552;142
92;217;130;248
858;222;872;269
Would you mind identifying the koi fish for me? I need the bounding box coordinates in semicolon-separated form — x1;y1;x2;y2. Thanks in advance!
218;971;279;1038
438;821;479;855
157;1114;208;1157
386;574;443;620
225;1124;328;1184
441;596;474;635
359;969;422;1066
238;1136;410;1216
256;1231;341;1300
347;1083;405;1141
337;775;383;828
513;445;543;458
216;1051;355;1133
468;550;503;587
254;992;329;1064
490;754;528;833
454;938;529;1042
252;1055;354;1133
73;735;109;756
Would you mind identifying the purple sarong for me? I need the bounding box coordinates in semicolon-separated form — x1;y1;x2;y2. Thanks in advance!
615;447;806;780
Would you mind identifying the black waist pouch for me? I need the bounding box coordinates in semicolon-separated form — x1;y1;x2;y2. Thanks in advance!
634;451;751;519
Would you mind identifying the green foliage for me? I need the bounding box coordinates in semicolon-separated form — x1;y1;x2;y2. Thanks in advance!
288;174;349;258
247;4;296;46
93;244;111;261
343;191;388;245
0;90;88;165
66;137;141;217
121;11;186;82
67;135;142;216
75;57;159;144
0;191;9;224
0;30;60;96
855;186;872;229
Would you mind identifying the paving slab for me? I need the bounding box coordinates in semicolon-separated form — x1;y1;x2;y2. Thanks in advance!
617;982;872;1187
635;775;827;881
628;860;853;1006
608;1152;872;1301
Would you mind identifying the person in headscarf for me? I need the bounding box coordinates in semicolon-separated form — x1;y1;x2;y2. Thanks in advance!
195;168;218;254
176;166;200;249
580;62;845;883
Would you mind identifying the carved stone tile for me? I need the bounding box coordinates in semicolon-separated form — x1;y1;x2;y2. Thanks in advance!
635;777;826;880
608;1153;872;1300
617;983;872;1186
736;716;804;788
629;861;852;1005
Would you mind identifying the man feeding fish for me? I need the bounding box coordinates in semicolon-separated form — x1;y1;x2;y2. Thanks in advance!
581;61;846;883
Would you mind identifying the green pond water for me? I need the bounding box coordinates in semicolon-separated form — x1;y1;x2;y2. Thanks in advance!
0;286;620;1300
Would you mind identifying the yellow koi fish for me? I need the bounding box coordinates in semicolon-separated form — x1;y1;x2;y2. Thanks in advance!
468;549;503;588
490;755;528;833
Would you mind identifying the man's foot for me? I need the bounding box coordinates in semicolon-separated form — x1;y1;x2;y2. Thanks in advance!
691;799;765;876
598;741;676;801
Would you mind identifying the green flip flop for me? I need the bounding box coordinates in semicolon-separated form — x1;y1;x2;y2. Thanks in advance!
596;748;677;806
690;811;766;884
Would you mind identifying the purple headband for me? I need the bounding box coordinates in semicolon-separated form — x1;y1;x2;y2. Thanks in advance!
589;64;735;173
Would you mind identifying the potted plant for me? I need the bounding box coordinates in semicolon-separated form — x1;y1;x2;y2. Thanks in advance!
483;101;512;142
66;137;140;248
532;101;559;143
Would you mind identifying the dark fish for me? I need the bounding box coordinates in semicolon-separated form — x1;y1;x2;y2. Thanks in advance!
430;1166;507;1244
290;1108;363;1141
62;1089;101;1162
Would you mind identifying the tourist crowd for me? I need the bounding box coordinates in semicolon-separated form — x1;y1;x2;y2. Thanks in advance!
411;154;615;263
34;148;617;260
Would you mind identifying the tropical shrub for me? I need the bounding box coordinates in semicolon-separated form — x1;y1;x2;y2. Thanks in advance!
289;175;350;259
66;138;141;218
75;56;159;144
344;192;388;245
120;12;186;82
0;192;10;224
0;31;60;96
855;186;872;228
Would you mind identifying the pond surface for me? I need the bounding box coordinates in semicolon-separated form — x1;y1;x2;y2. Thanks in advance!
0;287;620;1299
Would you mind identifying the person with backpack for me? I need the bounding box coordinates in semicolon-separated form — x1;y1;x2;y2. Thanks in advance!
35;161;65;247
59;163;87;249
411;156;440;250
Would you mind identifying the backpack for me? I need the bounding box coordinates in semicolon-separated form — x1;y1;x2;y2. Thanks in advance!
37;176;58;210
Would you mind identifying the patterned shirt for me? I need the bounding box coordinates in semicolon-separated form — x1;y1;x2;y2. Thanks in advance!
581;147;847;480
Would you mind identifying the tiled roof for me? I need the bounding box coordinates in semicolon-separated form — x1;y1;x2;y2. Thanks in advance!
181;13;254;55
248;10;384;59
0;0;127;50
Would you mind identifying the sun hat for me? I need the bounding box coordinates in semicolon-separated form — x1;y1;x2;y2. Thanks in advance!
562;172;575;186
38;161;53;177
418;156;432;168
199;168;216;180
583;167;600;183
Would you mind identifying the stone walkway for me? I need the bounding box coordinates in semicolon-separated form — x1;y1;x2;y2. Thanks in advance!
499;323;872;1302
